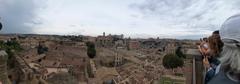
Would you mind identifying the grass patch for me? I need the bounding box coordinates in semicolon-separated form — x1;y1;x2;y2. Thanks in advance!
159;76;185;84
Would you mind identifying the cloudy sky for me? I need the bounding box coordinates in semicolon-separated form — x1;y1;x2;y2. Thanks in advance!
0;0;240;39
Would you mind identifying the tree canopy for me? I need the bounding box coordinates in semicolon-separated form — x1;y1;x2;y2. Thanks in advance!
0;40;22;68
162;54;184;69
37;45;48;55
176;47;186;58
0;40;22;52
86;41;96;58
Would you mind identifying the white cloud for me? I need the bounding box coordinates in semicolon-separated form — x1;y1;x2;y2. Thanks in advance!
131;0;240;39
0;0;45;33
1;0;240;39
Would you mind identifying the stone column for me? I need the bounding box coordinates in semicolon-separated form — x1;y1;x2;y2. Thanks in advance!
0;50;11;84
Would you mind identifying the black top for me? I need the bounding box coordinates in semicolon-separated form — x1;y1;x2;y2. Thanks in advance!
204;56;221;84
208;56;220;66
208;70;239;84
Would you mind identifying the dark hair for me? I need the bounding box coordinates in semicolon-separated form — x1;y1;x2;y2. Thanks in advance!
208;35;224;56
203;38;208;42
212;30;219;35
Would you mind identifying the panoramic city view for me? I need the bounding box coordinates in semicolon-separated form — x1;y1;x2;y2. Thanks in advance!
1;0;240;84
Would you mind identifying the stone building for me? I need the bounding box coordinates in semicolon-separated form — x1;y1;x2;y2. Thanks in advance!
96;36;114;47
96;32;124;48
114;40;125;49
114;52;123;67
0;50;11;84
16;55;34;80
18;37;40;49
165;42;176;54
128;40;140;50
88;59;97;78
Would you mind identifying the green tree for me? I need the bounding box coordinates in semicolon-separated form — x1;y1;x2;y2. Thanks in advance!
162;54;184;69
0;40;22;51
86;42;96;58
0;40;22;68
6;40;22;51
176;47;186;58
37;45;48;55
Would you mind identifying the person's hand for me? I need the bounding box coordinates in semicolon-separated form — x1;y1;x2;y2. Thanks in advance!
198;45;205;55
203;57;210;68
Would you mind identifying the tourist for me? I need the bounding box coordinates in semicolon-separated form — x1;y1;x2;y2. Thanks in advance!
198;37;209;56
208;14;240;84
204;33;223;84
198;37;210;72
198;30;224;84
